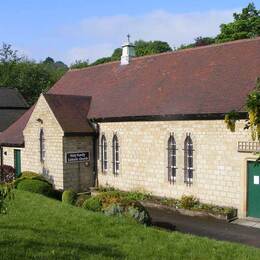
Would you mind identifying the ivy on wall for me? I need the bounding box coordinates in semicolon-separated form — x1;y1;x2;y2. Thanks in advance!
225;78;260;160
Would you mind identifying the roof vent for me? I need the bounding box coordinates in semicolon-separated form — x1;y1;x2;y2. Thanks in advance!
121;34;136;65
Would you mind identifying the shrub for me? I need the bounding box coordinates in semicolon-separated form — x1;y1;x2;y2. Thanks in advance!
98;191;123;208
14;171;50;188
126;202;151;225
179;195;199;209
124;191;151;201
0;165;15;183
103;203;124;217
98;185;116;192
83;197;102;212
75;194;90;207
62;190;77;205
16;179;53;197
21;171;41;179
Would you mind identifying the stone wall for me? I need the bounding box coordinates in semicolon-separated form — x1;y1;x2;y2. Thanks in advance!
2;147;24;169
98;120;257;217
22;95;64;189
2;95;95;192
63;136;94;191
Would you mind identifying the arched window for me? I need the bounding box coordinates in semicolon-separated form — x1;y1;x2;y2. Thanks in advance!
112;135;119;175
40;128;45;162
184;134;193;184
100;135;108;172
168;134;177;183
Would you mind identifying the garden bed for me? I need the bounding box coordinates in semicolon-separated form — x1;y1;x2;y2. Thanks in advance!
91;187;237;222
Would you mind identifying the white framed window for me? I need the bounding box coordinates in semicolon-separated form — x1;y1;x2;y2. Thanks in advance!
168;134;177;183
100;135;108;172
40;128;46;162
184;133;193;184
112;134;119;175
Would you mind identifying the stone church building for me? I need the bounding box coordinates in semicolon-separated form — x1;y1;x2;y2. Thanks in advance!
0;37;260;218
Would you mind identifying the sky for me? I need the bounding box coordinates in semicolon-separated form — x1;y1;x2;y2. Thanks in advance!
1;0;259;65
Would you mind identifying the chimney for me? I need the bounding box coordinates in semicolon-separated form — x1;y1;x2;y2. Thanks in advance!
121;34;135;65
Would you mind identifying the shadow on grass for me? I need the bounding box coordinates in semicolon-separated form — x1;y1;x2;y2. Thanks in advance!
0;224;125;259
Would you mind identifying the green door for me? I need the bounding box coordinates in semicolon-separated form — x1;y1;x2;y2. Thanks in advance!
14;150;21;178
247;161;260;218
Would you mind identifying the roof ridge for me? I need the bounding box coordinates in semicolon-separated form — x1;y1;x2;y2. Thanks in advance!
44;93;92;98
68;37;260;72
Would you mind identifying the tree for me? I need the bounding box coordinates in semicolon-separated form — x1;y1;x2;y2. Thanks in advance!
135;40;172;56
91;40;173;65
111;48;122;61
0;43;68;105
216;3;260;43
91;57;112;66
70;59;89;69
43;57;55;64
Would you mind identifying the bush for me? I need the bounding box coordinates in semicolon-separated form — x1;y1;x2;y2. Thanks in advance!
14;171;50;188
179;195;199;209
62;190;77;205
126;202;151;225
103;203;124;217
75;194;90;207
0;165;15;183
16;179;53;197
83;197;102;212
21;171;41;179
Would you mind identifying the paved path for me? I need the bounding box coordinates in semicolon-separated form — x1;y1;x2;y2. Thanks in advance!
146;206;260;248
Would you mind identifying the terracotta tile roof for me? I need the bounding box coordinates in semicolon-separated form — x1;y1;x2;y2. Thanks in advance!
0;88;28;108
49;37;260;118
0;88;28;132
1;37;260;146
0;106;34;147
44;94;94;134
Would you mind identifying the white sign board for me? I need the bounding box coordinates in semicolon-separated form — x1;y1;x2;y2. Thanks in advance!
65;151;90;163
254;176;259;185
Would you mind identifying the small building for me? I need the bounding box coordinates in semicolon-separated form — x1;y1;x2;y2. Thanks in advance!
1;37;260;219
0;88;28;133
0;88;28;176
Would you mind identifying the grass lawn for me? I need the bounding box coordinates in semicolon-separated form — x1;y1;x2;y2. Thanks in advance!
0;191;259;259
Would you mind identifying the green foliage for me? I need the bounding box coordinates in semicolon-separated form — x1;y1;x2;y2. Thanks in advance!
14;171;50;188
16;179;53;197
91;57;112;66
103;203;124;217
82;196;102;212
179;195;199;210
224;110;240;132
75;194;90;207
0;184;13;214
70;59;89;69
177;36;215;50
225;78;260;146
216;3;260;43
62;190;77;205
91;40;172;65
21;171;41;179
245;78;260;141
134;40;172;56
0;43;68;105
111;48;122;61
1;190;258;259
126;204;151;225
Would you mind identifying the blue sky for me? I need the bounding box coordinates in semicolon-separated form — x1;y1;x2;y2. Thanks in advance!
1;0;259;64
